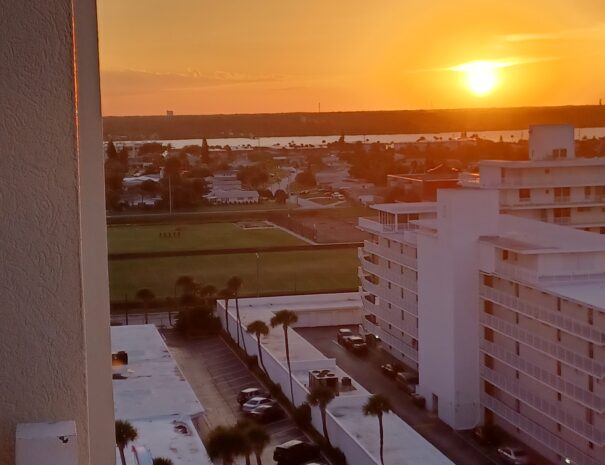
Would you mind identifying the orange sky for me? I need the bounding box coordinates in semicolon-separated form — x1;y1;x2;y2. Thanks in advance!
97;0;605;116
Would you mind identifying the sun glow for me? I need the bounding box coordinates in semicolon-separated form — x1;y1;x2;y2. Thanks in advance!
453;61;501;96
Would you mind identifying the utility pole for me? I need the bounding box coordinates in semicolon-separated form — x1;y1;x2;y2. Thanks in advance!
256;252;260;297
168;174;173;214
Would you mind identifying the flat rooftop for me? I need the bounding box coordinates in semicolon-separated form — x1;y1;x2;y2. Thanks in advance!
111;325;204;420
388;173;459;181
480;214;605;254
543;281;605;311
479;157;605;168
115;416;212;465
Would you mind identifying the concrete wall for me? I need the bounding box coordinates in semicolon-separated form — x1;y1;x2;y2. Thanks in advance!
0;1;114;463
528;124;575;160
417;189;499;429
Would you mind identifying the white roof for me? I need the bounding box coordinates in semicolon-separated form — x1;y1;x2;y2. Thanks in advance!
115;416;212;465
543;281;605;310
111;325;204;420
481;214;605;254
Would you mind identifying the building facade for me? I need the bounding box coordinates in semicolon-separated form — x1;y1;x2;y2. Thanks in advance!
358;125;605;465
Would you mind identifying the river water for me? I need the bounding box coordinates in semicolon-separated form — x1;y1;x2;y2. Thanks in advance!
123;127;605;150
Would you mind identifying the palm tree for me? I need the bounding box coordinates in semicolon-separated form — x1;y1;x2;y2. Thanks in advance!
206;425;245;465
115;420;138;465
241;421;270;465
270;309;298;402
246;320;269;373
175;275;195;299
152;458;174;465
218;288;232;332
228;276;245;352
363;394;392;465
307;385;335;446
135;288;155;324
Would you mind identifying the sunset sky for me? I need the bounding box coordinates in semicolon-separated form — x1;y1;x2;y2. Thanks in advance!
97;0;605;116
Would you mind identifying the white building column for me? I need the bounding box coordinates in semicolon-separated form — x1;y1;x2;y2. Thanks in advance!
1;1;114;464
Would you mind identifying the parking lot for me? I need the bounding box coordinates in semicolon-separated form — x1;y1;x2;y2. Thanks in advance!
296;325;524;465
163;332;310;465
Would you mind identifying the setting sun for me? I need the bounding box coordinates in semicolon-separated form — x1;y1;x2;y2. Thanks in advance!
454;61;500;96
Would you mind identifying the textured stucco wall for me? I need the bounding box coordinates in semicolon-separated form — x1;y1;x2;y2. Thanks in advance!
0;1;114;464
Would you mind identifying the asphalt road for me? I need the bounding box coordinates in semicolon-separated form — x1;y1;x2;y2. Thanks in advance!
296;325;510;465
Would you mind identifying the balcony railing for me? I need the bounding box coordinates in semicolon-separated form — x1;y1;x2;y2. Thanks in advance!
481;394;601;465
481;366;604;444
358;269;419;316
360;256;418;293
500;195;605;208
361;297;419;338
480;285;605;344
379;329;418;363
363;240;418;269
495;261;605;285
480;340;605;412
480;313;605;378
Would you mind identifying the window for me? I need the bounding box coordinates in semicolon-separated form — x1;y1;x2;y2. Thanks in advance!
502;250;509;261
553;148;567;159
578;207;590;212
585;186;592;198
519;189;530;201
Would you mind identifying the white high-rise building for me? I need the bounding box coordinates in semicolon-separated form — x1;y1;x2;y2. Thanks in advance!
459;125;605;233
358;125;605;465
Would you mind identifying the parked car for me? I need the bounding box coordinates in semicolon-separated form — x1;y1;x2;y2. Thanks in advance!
343;335;368;354
380;363;402;378
237;387;269;405
337;328;353;344
395;372;416;394
241;396;273;413
273;440;320;465
247;402;285;423
497;446;530;465
397;371;419;385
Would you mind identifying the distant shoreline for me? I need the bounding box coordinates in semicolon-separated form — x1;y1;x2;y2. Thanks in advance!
102;105;605;141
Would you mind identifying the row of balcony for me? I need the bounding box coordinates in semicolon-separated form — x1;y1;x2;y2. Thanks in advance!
361;296;419;338
378;328;419;363
358;218;419;245
495;261;605;286
358;270;419;315
480;313;605;378
359;254;418;293
480;340;605;413
481;393;601;465
481;366;604;444
480;285;605;344
501;195;605;209
363;240;418;268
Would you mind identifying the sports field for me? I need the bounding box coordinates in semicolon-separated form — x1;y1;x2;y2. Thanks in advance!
109;249;358;300
107;222;306;254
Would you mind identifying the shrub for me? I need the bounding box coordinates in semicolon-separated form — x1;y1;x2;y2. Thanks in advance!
327;446;347;465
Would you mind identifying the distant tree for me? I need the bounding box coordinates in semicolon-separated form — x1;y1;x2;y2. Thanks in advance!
175;275;195;299
246;320;270;373
135;288;155;324
270;309;298;402
363;394;392;465
295;169;316;186
228;276;246;353
115;420;138;465
107;140;118;160
307;385;336;446
201;138;210;163
274;189;288;204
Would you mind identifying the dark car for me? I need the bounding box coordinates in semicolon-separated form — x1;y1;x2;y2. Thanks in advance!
273;440;320;465
474;425;503;446
337;328;353;344
247;402;286;423
346;336;368;355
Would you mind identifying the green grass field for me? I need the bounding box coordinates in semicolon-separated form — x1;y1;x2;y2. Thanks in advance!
107;222;306;254
109;249;358;301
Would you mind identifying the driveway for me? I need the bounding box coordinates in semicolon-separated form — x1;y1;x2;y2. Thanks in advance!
296;326;510;465
163;333;309;465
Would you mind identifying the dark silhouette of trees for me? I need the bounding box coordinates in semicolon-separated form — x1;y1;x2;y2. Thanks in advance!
246;320;270;373
307;385;336;446
115;420;138;465
228;276;246;353
270;309;298;402
135;288;155;324
363;394;392;465
274;189;288;204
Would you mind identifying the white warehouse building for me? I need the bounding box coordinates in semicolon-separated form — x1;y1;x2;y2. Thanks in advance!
358;125;605;465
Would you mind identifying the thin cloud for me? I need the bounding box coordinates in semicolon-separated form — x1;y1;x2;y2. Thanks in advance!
406;56;559;74
502;24;605;42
